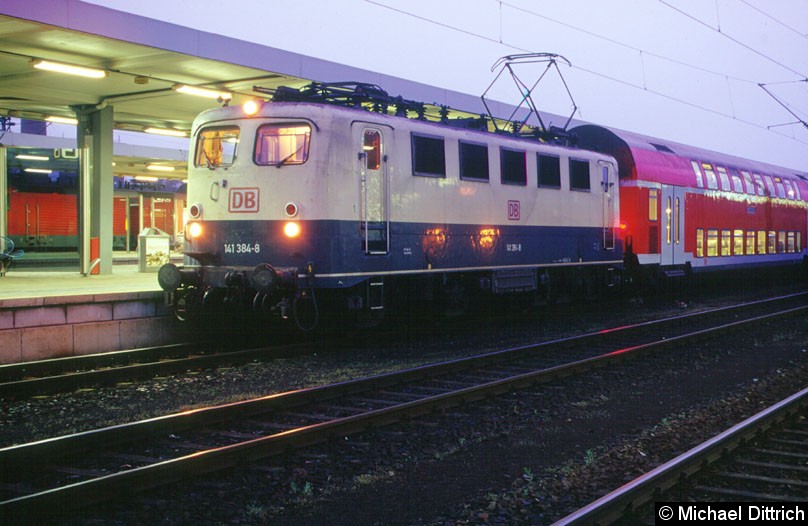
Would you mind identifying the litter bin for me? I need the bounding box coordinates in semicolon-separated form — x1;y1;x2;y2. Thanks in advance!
138;227;171;272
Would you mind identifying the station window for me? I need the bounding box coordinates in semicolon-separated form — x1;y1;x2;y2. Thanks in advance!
691;161;705;188
745;230;755;255
767;231;776;254
195;125;239;168
733;229;744;255
537;153;561;188
707;229;718;257
702;163;719;190
500;148;526;186
757;231;766;254
254;123;311;166
411;133;446;177
696;228;704;257
787;232;796;253
569;159;591;191
717;167;731;191
648;189;658;222
364;130;381;170
720;229;731;256
459;141;489;181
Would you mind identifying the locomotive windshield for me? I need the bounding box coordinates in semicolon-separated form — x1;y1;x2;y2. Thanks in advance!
255;124;311;167
195;126;239;168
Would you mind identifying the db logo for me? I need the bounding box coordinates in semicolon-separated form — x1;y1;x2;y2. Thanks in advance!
229;188;259;213
508;200;520;220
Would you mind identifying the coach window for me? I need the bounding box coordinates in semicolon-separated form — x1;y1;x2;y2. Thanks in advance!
707;229;718;256
717;167;731;191
254;123;311;166
745;230;755;255
798;232;803;251
500;148;527;186
757;231;766;254
784;180;796;200
702;163;719;190
411;133;446;177
364;130;381;170
752;174;766;196
774;177;786;198
537;153;561;188
665;197;672;245
569;159;591;191
733;229;743;255
720;229;731;256
767;231;776;254
787;232;796;253
730;170;744;193
647;189;658;221
777;231;786;253
695;228;704;257
195;125;239;168
691;161;705;188
763;175;776;197
459;141;489;182
741;171;755;194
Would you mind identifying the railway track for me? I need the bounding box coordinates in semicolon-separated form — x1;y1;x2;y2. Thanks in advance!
554;385;808;525
0;341;308;399
1;293;806;523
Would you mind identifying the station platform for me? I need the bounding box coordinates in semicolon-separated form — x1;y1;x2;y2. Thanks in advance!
0;254;191;365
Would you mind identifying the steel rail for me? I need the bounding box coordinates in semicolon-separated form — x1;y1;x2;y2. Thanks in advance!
1;296;806;523
553;386;808;525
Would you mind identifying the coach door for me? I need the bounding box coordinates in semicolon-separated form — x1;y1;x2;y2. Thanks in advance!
660;185;685;266
356;124;390;255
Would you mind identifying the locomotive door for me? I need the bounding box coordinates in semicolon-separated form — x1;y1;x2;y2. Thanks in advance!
356;124;390;255
660;185;685;266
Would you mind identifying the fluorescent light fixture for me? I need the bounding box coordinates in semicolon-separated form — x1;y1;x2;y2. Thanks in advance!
16;154;50;161
146;164;175;172
31;59;108;79
134;175;159;182
144;127;187;138
46;115;79;125
24;168;53;174
173;84;232;100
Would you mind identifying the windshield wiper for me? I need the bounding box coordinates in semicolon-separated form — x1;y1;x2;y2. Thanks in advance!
276;145;304;168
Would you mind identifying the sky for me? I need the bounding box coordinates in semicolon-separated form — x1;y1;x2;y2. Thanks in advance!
85;0;808;171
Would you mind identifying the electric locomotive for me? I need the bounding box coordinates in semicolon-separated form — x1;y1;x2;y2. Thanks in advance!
158;83;623;329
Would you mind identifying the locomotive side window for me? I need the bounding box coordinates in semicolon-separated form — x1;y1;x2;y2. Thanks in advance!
500;148;526;186
254;124;311;166
537;154;561;188
411;133;446;177
459;141;489;182
364;130;381;170
195;126;239;168
569;159;591;191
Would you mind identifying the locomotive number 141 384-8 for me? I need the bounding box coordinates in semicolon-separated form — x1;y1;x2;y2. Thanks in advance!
224;243;261;254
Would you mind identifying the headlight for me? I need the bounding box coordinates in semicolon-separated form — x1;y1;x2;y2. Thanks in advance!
284;221;301;238
187;222;203;239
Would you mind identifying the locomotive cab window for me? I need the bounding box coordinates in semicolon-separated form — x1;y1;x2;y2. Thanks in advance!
500;148;526;186
195;126;239;168
569;159;591;191
459;141;489;181
411;133;446;177
537;154;561;188
254;124;311;166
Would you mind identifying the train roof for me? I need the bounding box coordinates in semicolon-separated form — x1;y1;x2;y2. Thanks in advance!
572;124;808;188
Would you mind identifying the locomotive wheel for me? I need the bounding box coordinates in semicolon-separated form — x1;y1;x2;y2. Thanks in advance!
173;289;200;322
